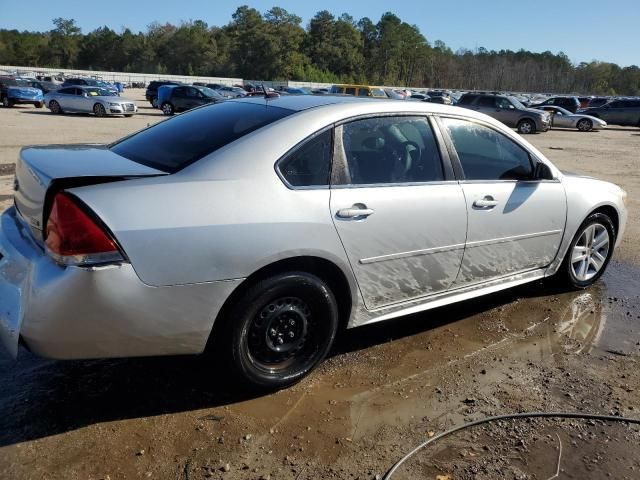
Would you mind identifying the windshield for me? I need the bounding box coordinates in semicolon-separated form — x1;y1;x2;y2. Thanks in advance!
197;86;223;99
111;102;294;173
508;96;525;109
3;78;30;87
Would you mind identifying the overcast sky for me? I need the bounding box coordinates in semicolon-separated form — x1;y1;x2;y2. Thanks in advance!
1;0;638;67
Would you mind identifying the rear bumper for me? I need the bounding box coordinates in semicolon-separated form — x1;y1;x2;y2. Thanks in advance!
0;207;242;360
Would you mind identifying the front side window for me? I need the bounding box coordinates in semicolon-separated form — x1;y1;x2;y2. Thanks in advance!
336;116;444;185
111;102;293;172
345;87;356;95
358;88;370;97
277;129;332;187
442;118;533;181
496;97;513;109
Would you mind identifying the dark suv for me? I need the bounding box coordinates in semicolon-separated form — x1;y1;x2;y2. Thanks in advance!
583;98;640;127
159;85;225;115
530;96;581;113
145;80;182;108
457;93;550;134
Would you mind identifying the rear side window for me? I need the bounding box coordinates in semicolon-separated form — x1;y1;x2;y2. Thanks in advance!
477;96;496;107
457;94;478;105
277;129;332;187
442;118;533;181
111;102;293;172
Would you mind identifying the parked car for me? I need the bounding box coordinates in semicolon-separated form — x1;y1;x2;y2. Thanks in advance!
44;86;137;117
330;84;387;98
532;105;607;131
457;93;550;134
577;96;592;109
62;78;119;96
0;96;626;389
24;79;58;94
530;96;581;113
214;85;248;98
0;77;44;108
586;97;610;109
159;85;225;115
424;92;452;105
582;98;640;127
145;80;183;108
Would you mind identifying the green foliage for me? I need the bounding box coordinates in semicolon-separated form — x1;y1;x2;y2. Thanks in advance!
0;10;637;95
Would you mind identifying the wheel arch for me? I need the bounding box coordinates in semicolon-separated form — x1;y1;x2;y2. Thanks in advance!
207;255;357;348
589;204;619;239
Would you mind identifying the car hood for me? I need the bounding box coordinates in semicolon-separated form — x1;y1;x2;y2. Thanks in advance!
524;107;546;116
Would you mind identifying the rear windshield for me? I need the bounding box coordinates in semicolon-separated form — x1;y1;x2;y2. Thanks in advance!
110;101;294;172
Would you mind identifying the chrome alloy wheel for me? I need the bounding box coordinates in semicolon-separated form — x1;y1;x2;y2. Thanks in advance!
571;223;610;282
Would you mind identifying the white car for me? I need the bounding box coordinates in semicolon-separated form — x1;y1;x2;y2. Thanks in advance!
44;86;137;117
533;105;607;131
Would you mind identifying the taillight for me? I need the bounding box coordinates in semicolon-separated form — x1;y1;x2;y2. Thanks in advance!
45;192;124;266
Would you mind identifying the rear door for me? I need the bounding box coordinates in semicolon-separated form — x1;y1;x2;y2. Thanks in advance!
329;115;467;309
438;116;566;286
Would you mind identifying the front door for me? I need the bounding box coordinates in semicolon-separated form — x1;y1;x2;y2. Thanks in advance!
329;116;467;309
439;117;566;286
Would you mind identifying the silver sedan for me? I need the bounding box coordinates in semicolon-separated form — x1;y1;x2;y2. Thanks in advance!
533;105;607;131
44;86;137;117
0;97;627;389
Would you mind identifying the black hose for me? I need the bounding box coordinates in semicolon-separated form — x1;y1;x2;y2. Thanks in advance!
383;412;640;479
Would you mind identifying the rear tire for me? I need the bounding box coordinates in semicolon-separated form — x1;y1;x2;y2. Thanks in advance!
34;102;44;108
151;97;158;108
517;119;536;134
557;212;615;289
161;102;174;116
577;118;593;131
219;272;339;390
93;103;106;117
49;100;63;114
124;114;133;118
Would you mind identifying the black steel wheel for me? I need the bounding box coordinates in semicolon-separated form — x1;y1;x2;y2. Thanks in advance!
223;272;339;390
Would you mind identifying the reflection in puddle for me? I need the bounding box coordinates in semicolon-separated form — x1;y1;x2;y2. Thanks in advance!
552;291;604;354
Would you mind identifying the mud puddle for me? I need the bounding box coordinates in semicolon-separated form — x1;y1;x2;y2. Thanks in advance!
1;262;639;479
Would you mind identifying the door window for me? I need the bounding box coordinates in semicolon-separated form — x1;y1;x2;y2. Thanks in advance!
345;87;356;95
495;97;513;109
442;118;534;181
336;116;444;185
477;97;496;107
277;130;332;187
358;88;370;97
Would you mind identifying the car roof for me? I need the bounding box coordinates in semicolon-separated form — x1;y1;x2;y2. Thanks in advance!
233;94;398;112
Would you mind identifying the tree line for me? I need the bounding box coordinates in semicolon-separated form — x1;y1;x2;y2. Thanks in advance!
1;7;638;95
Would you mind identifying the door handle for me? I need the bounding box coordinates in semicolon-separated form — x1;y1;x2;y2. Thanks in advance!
336;205;375;219
473;196;499;208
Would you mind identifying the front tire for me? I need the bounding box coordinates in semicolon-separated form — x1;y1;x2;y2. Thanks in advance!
34;101;44;108
559;213;615;289
222;272;339;390
517;119;536;134
2;97;13;108
577;118;593;132
93;103;106;117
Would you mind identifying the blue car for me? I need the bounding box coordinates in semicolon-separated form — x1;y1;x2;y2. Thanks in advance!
0;77;44;108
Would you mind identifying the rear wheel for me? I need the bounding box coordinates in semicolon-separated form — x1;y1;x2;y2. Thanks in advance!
151;97;158;108
517;119;536;134
161;102;174;116
124;114;133;118
577;118;593;131
93;103;106;117
559;213;615;289
34;101;44;108
221;272;339;390
49;100;63;114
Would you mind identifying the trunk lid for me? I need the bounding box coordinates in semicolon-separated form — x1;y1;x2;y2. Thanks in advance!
14;144;166;241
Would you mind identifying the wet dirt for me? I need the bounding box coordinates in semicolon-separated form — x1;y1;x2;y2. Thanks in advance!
0;108;639;479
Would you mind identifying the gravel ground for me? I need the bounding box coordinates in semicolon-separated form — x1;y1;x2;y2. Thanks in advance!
0;94;639;479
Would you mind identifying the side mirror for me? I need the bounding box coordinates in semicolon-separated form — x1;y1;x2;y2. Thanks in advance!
534;161;554;180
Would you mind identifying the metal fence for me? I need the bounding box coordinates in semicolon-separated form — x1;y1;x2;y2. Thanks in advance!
0;65;243;87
